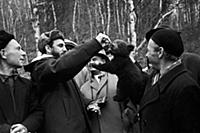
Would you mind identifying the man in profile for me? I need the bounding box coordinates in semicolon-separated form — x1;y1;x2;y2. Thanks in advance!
25;29;111;133
0;30;42;133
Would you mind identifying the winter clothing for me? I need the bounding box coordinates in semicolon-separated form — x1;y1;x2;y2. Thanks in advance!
182;52;200;86
38;29;65;54
151;29;184;57
80;73;123;133
137;63;200;133
25;39;102;133
0;73;43;133
0;30;14;50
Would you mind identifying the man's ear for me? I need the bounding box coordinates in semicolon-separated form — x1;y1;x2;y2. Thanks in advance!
0;49;6;59
158;47;164;58
45;45;52;54
127;45;135;52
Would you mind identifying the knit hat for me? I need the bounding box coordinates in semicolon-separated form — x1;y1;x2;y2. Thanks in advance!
145;25;173;42
145;28;163;42
151;29;184;57
0;30;15;50
38;29;65;54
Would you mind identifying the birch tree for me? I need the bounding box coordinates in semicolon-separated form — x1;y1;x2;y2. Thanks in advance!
127;0;137;46
106;0;111;35
29;0;42;56
72;0;78;41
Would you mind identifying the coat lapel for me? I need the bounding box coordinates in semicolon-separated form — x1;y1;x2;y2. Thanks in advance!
140;64;187;111
98;75;108;92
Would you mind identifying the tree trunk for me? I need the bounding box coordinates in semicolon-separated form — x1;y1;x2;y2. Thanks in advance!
116;0;121;36
106;0;111;35
128;0;137;46
51;2;57;29
97;0;105;33
72;0;78;41
29;0;41;56
1;1;6;29
85;0;93;38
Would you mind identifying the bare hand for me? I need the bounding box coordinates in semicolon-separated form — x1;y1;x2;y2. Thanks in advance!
87;102;101;115
10;124;28;133
95;33;111;48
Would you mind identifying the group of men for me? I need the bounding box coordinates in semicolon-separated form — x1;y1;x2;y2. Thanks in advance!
0;27;200;133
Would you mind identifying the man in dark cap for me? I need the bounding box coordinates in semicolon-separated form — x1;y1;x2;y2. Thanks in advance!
25;29;111;133
133;28;200;133
145;26;200;87
0;30;42;133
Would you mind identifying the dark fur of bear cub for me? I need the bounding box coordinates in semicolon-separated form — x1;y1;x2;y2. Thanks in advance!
93;39;146;104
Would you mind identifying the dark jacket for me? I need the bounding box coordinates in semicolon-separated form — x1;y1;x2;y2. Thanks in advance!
0;75;43;133
182;52;200;86
25;39;102;133
138;64;200;133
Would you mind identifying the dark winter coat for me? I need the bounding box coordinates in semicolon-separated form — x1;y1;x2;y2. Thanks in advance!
0;75;43;133
182;52;200;86
25;39;102;133
137;64;200;133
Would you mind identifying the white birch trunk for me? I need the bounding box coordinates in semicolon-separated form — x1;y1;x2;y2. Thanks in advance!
128;0;137;47
1;1;6;29
106;0;111;35
51;2;57;29
116;0;121;35
97;0;105;33
29;0;41;56
72;0;78;41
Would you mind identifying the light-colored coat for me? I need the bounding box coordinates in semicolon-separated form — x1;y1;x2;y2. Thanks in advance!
80;73;123;133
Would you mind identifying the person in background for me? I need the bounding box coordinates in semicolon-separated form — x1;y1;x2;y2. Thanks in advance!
80;50;123;133
25;29;111;133
0;30;42;133
181;52;200;86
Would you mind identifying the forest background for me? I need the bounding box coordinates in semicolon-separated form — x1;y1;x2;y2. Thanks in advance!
0;0;200;67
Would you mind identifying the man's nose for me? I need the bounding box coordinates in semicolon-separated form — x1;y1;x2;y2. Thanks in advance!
21;49;26;56
63;46;67;52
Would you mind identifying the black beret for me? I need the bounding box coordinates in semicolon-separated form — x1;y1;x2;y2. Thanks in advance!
0;30;15;50
145;28;163;42
151;29;184;57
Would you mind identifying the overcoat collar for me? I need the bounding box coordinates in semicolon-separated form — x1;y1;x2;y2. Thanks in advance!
139;63;187;111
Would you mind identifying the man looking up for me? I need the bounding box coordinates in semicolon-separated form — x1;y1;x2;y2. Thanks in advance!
25;29;111;133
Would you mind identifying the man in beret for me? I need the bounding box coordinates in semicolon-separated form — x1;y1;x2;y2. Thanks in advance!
0;30;42;133
25;29;111;133
134;28;200;133
145;26;200;86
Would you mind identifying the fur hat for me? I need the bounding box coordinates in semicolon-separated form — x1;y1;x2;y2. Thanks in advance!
38;29;65;54
0;30;15;50
151;29;184;57
38;32;50;54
